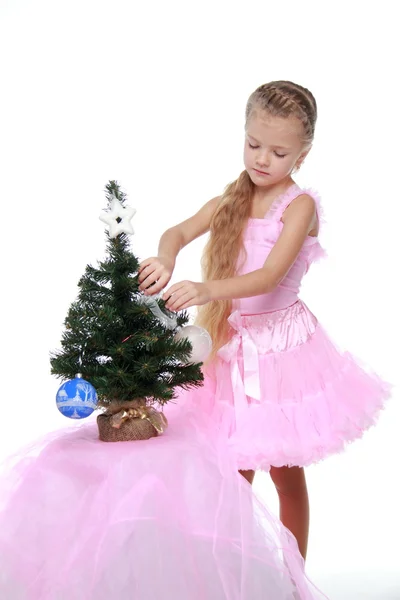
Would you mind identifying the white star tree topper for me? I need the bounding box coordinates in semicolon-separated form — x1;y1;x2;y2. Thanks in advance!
99;194;137;238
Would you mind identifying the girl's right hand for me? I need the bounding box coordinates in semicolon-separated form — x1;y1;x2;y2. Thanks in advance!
138;255;175;296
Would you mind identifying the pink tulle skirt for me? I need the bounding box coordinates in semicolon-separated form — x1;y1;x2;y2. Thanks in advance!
0;402;327;599
189;300;391;471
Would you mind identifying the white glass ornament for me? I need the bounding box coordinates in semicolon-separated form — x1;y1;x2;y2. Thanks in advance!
174;325;212;363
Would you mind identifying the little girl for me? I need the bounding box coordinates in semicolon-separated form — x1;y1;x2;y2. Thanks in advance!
139;80;391;560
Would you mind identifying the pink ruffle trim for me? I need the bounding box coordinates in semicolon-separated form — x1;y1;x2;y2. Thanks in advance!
196;307;392;471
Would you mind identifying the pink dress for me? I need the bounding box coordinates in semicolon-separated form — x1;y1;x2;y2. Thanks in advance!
196;183;391;471
0;400;327;599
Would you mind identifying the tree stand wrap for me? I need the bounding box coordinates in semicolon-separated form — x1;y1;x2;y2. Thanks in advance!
97;400;168;442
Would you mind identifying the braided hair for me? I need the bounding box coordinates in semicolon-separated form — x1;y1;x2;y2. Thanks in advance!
246;81;317;144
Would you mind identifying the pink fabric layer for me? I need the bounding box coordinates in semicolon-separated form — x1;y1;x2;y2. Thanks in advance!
190;301;391;471
0;403;327;600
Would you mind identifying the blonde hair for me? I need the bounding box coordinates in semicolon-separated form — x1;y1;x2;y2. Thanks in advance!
196;81;318;359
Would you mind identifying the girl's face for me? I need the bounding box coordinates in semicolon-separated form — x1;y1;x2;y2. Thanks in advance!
244;111;309;188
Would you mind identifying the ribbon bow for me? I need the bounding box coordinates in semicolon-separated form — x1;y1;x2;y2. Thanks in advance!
217;310;261;420
110;406;168;433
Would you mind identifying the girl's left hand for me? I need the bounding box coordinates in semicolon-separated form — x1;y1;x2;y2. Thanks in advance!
162;281;211;311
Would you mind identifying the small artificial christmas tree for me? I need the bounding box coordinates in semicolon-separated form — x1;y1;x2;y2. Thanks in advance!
50;181;204;441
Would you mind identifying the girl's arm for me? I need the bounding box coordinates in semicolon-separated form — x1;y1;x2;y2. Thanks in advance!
138;196;221;294
163;194;316;310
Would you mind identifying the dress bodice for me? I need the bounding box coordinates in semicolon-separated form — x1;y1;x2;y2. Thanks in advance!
233;183;326;315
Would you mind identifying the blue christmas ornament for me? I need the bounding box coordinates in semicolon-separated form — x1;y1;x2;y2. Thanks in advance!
56;375;98;419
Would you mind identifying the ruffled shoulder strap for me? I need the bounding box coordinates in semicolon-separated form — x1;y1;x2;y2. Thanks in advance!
272;184;327;262
272;184;323;223
299;186;324;226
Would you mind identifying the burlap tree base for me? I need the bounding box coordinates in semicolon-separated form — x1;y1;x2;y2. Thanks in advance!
97;400;167;442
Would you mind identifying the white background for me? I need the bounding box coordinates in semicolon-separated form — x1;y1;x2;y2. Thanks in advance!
0;1;399;598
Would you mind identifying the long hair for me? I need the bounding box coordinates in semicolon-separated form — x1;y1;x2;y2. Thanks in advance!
196;81;318;359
